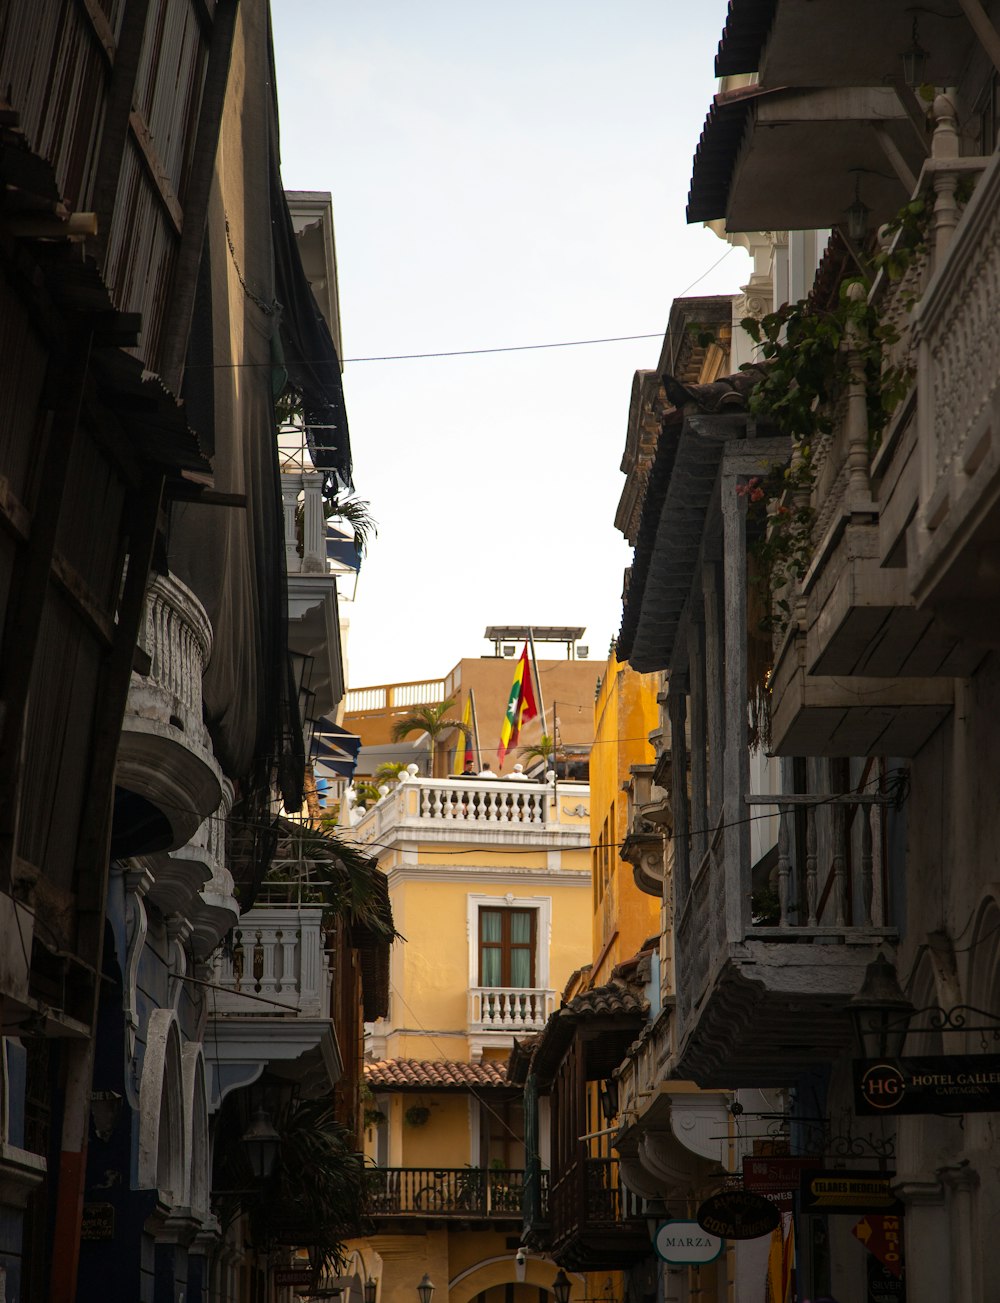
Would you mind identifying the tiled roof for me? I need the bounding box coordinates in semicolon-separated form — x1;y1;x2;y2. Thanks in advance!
508;979;649;1088
714;0;777;77
561;981;647;1021
365;1058;512;1090
687;85;766;225
617;369;772;674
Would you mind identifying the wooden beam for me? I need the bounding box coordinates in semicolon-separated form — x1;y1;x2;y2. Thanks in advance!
128;107;184;236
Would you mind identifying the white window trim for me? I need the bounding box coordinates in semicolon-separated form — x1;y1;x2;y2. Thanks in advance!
466;893;552;989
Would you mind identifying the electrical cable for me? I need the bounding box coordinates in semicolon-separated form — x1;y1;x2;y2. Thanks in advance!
183;248;738;369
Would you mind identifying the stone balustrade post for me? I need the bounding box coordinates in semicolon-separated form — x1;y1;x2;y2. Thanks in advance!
931;90;960;269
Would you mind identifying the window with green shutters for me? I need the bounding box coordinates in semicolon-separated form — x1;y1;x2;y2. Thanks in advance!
479;907;536;987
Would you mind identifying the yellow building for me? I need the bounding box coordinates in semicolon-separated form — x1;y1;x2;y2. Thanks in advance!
344;764;593;1303
589;655;661;986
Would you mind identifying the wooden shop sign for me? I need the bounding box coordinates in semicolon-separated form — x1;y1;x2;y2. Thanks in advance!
696;1189;780;1240
854;1054;1000;1115
800;1170;901;1216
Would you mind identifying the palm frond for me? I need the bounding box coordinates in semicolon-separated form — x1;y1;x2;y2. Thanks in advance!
390;698;469;742
327;494;377;558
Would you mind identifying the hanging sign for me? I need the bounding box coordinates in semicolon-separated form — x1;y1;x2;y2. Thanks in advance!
653;1220;724;1265
273;1268;315;1287
800;1170;901;1215
743;1155;821;1210
854;1055;1000;1115
696;1189;780;1240
852;1214;904;1279
81;1203;115;1240
867;1254;907;1303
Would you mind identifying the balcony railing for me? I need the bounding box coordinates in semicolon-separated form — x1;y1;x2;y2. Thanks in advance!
344;679;446;714
210;906;331;1017
469;986;554;1032
349;775;586;847
911;132;1000;617
117;573;222;849
670;785;898;1084
365;1167;538;1218
547;1157;648;1267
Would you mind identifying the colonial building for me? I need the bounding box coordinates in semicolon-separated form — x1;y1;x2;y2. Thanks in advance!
0;4;370;1301
607;5;1000;1301
343;754;595;1303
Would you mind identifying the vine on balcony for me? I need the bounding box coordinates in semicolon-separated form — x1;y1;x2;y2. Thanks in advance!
738;272;912;640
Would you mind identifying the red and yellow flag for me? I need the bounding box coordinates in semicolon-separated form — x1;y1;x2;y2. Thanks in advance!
452;692;475;774
497;644;538;765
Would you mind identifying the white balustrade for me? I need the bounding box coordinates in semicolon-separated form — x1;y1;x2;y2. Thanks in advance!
211;907;329;1017
416;779;549;825
469;986;554;1032
135;572;213;733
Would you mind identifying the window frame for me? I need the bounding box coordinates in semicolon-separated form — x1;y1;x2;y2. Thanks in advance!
467;893;551;992
478;906;537;987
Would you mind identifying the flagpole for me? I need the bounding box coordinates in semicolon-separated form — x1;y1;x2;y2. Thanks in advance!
526;627;547;740
470;687;482;769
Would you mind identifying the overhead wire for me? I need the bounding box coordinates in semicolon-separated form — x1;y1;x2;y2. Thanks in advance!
182;246;738;369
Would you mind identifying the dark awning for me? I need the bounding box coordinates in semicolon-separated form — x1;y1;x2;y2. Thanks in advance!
268;40;352;495
689;84;920;232
716;0;974;86
313;720;362;779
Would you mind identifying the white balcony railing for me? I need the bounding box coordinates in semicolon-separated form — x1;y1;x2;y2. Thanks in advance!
117;572;222;849
349;775;574;846
469;986;554;1032
211;907;330;1017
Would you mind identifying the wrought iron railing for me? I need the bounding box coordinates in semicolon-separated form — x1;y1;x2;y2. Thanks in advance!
549;1157;642;1238
365;1166;543;1218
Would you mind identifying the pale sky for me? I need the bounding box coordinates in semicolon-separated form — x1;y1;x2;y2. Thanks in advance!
271;1;747;689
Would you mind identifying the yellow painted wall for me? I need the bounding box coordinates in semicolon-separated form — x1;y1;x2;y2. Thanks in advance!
348;1230;585;1303
589;655;660;986
382;866;591;1064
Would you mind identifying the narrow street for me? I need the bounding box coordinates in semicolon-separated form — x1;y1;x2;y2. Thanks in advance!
0;3;998;1302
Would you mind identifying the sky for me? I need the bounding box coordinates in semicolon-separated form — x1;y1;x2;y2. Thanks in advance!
270;1;748;689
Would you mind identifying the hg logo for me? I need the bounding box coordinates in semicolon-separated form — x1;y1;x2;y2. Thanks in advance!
860;1062;906;1109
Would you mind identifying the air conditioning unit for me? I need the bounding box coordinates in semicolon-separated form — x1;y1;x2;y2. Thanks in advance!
577;645;589;658
502;644;516;657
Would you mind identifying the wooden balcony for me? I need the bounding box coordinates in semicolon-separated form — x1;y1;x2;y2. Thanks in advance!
365;1166;536;1223
769;619;956;756
548;1158;649;1270
672;792;896;1088
910;145;1000;641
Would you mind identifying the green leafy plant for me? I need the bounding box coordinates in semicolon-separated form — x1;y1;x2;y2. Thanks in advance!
213;1097;368;1271
404;1105;430;1127
265;825;399;942
738;273;912;638
391;699;471;776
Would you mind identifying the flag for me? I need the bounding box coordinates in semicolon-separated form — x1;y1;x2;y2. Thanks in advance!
452;692;475;774
498;644;538;765
766;1213;795;1302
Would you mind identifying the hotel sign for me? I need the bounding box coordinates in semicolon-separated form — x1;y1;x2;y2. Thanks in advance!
854;1054;1000;1115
